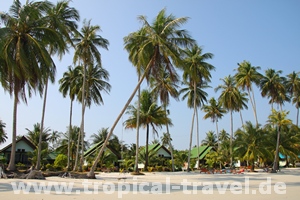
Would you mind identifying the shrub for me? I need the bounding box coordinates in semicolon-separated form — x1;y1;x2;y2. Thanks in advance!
54;154;68;169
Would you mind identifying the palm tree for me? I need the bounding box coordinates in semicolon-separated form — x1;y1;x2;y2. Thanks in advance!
234;61;262;126
267;109;292;172
56;126;81;169
36;0;79;170
124;89;172;170
0;0;65;171
150;69;179;172
260;69;288;110
73;19;109;171
202;97;226;147
234;121;271;171
59;65;81;170
235;90;249;127
215;75;241;166
180;45;214;171
0;120;7;144
285;71;300;126
201;131;218;149
88;9;194;178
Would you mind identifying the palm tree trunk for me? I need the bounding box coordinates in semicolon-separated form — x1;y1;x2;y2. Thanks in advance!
187;108;196;172
36;79;48;170
73;130;80;171
196;108;200;169
7;91;18;171
67;100;73;171
216;120;219;149
273;127;281;172
230;110;233;166
249;87;258;126
164;105;174;172
79;63;87;172
135;75;141;173
87;62;150;178
239;111;244;127
144;124;149;171
296;106;299;127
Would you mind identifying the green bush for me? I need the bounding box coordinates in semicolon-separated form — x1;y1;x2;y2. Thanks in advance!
54;154;68;169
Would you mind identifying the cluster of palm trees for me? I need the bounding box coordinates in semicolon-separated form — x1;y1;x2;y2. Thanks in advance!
1;1;299;176
0;0;110;172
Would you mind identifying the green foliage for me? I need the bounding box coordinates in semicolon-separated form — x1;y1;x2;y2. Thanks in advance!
54;154;68;169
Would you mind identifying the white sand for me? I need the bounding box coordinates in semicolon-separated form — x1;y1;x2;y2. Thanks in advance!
0;168;299;200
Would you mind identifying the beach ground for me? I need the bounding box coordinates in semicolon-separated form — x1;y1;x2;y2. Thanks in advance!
0;168;299;200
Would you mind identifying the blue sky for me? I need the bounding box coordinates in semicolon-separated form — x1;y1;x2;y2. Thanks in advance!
1;0;300;150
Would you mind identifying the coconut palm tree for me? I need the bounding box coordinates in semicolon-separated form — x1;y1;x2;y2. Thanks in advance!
73;19;109;171
215;75;241;165
150;69;179;171
36;0;79;170
56;126;81;169
124;89;172;170
0;0;65;171
260;69;288;110
267;109;292;171
88;9;194;178
234;61;262;126
202;97;226;147
234;121;271;171
235;90;249;127
0;120;7;144
201;131;218;149
59;65;81;170
180;45;214;171
285;71;300;126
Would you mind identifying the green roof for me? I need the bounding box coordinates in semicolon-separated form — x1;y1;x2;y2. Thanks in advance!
190;145;212;159
84;141;104;158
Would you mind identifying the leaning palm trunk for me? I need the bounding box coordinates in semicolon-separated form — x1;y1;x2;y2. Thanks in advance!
296;106;299;127
134;74;141;173
36;79;48;170
87;61;151;178
248;86;258;126
7;90;18;171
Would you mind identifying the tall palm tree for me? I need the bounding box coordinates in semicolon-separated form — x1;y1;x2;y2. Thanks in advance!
202;97;226;147
215;75;240;165
73;19;109;171
88;9;194;178
124;89;172;170
285;71;300;126
0;0;65;171
260;69;288;110
235;90;249;127
267;109;292;171
0;120;7;144
180;45;214;171
150;69;179;172
234;61;262;126
59;65;81;170
234;121;271;171
36;0;79;170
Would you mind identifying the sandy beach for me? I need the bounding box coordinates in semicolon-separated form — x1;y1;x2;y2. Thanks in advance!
0;168;299;200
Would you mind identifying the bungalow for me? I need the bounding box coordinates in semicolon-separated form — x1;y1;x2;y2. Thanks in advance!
0;135;57;166
0;136;35;165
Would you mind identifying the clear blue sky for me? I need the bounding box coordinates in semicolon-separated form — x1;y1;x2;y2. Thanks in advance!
1;0;300;150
